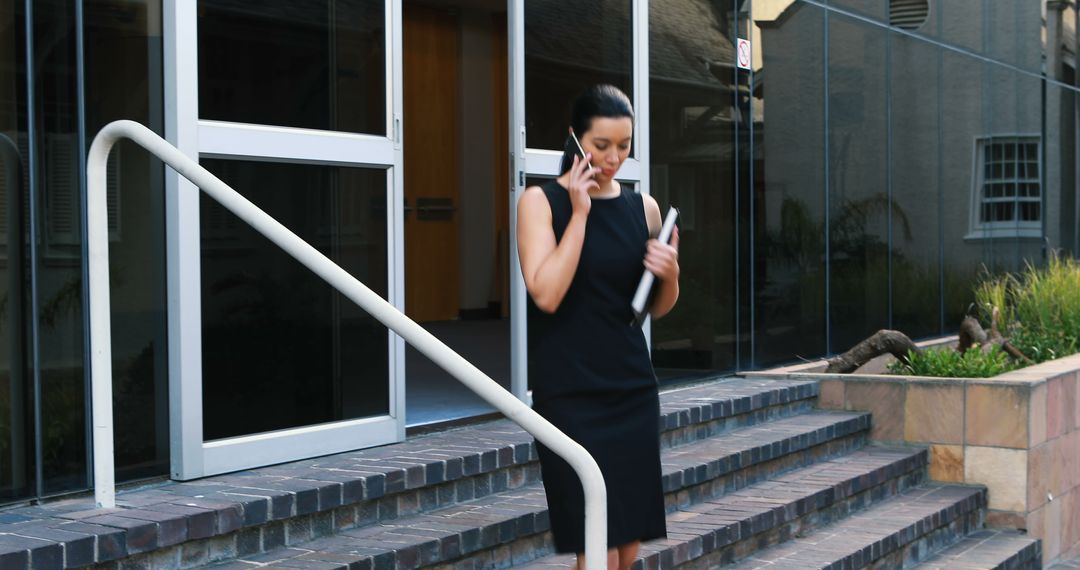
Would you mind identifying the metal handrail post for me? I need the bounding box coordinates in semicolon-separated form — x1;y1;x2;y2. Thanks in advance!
87;120;607;569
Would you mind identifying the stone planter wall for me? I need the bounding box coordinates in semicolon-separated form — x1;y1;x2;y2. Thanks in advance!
745;349;1080;563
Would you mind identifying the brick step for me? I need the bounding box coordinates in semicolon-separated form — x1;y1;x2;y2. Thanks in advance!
659;410;870;510
655;378;819;449
722;483;988;569
517;446;930;570
912;529;1041;570
198;409;871;569
208;446;926;570
0;378;818;570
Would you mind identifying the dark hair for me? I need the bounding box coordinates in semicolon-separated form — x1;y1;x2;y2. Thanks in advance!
560;84;634;174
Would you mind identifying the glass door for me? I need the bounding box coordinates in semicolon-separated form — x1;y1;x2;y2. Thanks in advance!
165;0;404;478
508;0;649;397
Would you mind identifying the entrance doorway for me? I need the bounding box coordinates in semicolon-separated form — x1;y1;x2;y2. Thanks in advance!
403;0;510;426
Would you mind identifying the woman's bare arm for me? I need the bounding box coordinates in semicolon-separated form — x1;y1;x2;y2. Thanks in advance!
642;194;680;319
516;155;597;313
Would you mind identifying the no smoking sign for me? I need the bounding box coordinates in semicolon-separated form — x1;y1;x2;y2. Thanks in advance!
737;38;752;70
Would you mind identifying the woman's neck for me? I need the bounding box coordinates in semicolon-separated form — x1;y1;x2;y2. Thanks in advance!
591;179;619;197
555;174;620;198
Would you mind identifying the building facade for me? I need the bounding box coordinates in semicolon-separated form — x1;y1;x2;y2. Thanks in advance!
1;0;1078;505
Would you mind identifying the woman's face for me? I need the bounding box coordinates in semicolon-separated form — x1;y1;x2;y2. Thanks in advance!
581;116;633;183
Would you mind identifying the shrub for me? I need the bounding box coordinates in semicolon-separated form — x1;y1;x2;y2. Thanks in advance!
975;254;1080;364
886;254;1079;378
888;345;1019;378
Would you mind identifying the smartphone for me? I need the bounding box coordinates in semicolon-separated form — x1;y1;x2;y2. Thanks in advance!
569;128;594;175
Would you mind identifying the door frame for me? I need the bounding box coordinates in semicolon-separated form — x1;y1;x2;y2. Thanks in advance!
163;0;406;480
507;0;652;402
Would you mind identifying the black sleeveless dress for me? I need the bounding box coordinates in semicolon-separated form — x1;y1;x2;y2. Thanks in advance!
527;180;667;553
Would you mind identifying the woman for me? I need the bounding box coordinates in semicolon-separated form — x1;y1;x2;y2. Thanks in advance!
516;84;680;570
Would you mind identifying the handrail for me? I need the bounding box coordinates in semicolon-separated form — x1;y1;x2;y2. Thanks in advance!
87;120;608;570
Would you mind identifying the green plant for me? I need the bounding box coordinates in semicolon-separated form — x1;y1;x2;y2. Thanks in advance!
888;345;1020;378
974;253;1080;364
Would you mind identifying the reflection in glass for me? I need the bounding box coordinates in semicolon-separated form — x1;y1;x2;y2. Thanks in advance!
931;1;1043;77
35;0;88;495
827;12;889;352
982;64;1034;274
889;31;941;338
648;0;738;374
200;161;389;441
736;1;753;368
0;0;32;502
1047;79;1079;257
525;0;632;151
752;1;827;366
827;0;886;21
939;51;989;326
199;0;386;134
85;0;168;483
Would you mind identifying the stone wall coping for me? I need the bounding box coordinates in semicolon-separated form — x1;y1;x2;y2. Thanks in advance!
749;336;960;375
743;338;1080;388
745;371;1047;388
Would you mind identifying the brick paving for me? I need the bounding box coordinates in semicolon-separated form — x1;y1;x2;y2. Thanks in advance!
194;410;876;570
218;446;926;570
514;447;930;570
0;375;1049;569
911;529;1040;569
0;378;816;569
725;484;988;569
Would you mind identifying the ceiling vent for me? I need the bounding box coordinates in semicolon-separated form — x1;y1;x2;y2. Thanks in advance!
890;0;929;30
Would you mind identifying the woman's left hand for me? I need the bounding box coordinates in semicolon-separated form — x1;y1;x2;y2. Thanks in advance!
644;227;680;283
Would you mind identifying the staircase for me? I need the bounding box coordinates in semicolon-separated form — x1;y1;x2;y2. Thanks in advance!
0;378;1041;569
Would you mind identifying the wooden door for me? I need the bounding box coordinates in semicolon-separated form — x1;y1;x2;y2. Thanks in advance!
404;4;460;322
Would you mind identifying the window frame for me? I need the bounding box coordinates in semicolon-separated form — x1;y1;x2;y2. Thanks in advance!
966;134;1043;240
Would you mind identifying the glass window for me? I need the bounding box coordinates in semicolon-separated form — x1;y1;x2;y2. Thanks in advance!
972;137;1040;227
976;65;1039;274
1046;77;1079;257
889;31;942;339
752;0;827;366
200;160;389;441
85;0;168;483
198;0;386;135
827;12;889;353
939;52;989;326
0;0;32;503
34;0;88;496
648;0;739;375
828;0;887;21
829;0;931;33
525;0;632;151
930;1;1043;77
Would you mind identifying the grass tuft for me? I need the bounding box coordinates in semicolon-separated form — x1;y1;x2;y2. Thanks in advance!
890;253;1080;377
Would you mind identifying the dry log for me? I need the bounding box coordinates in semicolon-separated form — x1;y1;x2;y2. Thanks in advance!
824;329;921;374
828;305;1034;375
987;336;1033;364
957;316;988;354
957;310;1032;364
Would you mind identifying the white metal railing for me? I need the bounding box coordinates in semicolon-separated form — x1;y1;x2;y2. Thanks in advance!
87;120;608;569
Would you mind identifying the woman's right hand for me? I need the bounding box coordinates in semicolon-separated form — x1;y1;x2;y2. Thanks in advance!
568;153;598;217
